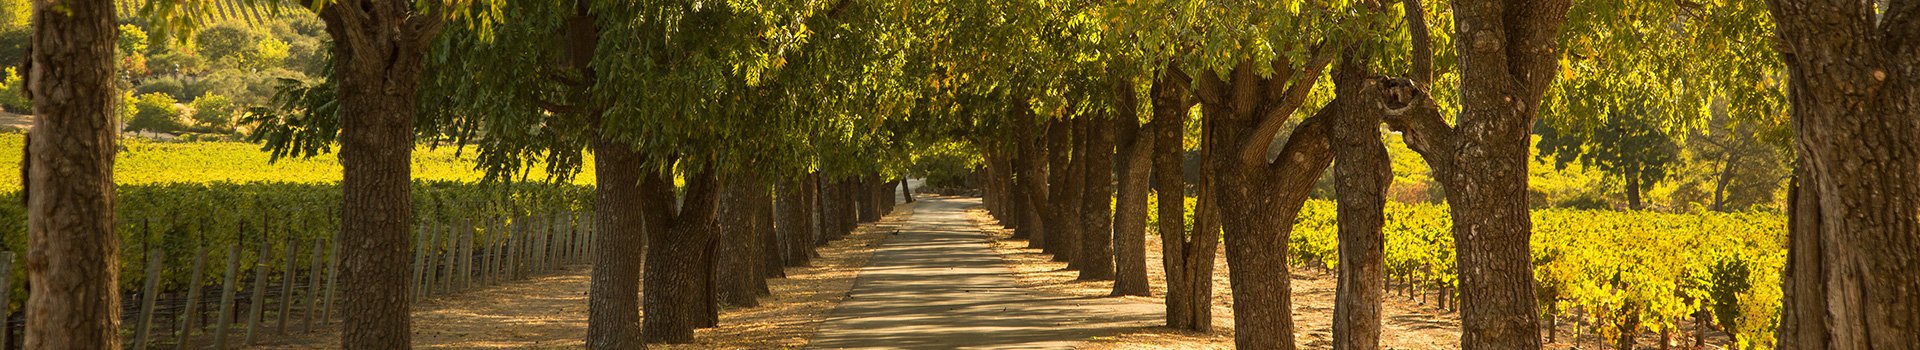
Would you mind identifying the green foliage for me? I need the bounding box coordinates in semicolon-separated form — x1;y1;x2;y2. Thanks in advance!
126;93;186;133
189;94;237;129
1142;191;1786;346
0;67;26;114
0;0;27;69
147;51;208;76
119;24;152;57
135;77;188;100
1554;194;1611;210
1537;93;1682;208
194;25;255;65
907;141;981;190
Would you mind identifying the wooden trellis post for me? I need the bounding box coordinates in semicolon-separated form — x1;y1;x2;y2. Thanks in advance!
134;251;166;350
214;243;243;349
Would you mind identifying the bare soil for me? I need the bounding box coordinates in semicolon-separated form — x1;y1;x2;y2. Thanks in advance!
253;202;909;349
965;206;1740;350
967;207;1460;350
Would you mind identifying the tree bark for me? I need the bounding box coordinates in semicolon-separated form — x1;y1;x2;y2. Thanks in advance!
1033;117;1071;255
982;148;1010;222
1330;52;1389;350
756;179;784;280
641;164;722;343
1052;116;1086;265
839;180;859;233
900;178;913;203
1379;0;1568;346
805;172;824;248
777;178;814;267
717;172;766;308
1194;56;1339;350
23;0;121;346
586;132;645;349
1625;169;1642;210
818;178;843;243
315;1;446;347
1152;67;1217;332
1012;100;1049;245
1769;0;1920;346
1709;152;1739;212
1111;78;1154;297
858;175;880;222
1079;108;1116;281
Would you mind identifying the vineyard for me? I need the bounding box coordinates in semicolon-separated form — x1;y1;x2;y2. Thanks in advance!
0;133;594;347
1147;195;1787;349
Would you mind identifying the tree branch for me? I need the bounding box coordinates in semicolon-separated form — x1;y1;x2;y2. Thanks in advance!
1265;102;1336;180
536;99;584;115
1379;77;1457;179
1403;0;1434;86
1239;39;1344;165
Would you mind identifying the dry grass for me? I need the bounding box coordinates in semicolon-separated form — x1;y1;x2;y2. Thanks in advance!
254;202;912;349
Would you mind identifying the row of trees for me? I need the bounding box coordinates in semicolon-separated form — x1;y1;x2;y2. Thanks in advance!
952;0;1917;349
15;0;1918;348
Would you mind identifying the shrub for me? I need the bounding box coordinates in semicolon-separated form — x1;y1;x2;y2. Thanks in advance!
0;67;27;114
134;77;186;99
1554;193;1612;210
188;94;235;130
147;51;206;76
125;93;185;133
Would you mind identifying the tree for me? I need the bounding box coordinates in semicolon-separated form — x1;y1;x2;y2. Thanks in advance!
190;93;236;129
125;92;184;133
1535;94;1680;210
1330;48;1391;350
1379;0;1572;347
1149;65;1219;333
1768;0;1920;347
1079;90;1115;281
1109;74;1152;297
150;0;461;345
193;25;252;65
24;0;122;347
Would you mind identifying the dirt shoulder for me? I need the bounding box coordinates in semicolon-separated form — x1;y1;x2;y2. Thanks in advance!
966;207;1465;350
254;202;910;349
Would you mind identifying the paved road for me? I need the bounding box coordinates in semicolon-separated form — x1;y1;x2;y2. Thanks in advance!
808;197;1160;350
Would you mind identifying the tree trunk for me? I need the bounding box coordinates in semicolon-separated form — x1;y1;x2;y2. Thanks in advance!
641;164;722;344
860;175;882;222
1195;57;1339;350
806;172;824;248
1770;0;1920;346
900;178;913;202
1380;0;1568;346
1329;52;1389;350
1036;117;1075;255
1053;116;1086;265
1111;79;1154;297
585;131;647;349
717;172;766;308
23;0;121;346
756;180;784;280
820;178;844;242
777;178;814;267
1153;67;1217;332
1709;153;1739;211
1625;169;1642;210
982;148;1009;222
316;2;445;347
840;180;859;233
1079;109;1116;281
1013;101;1049;245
